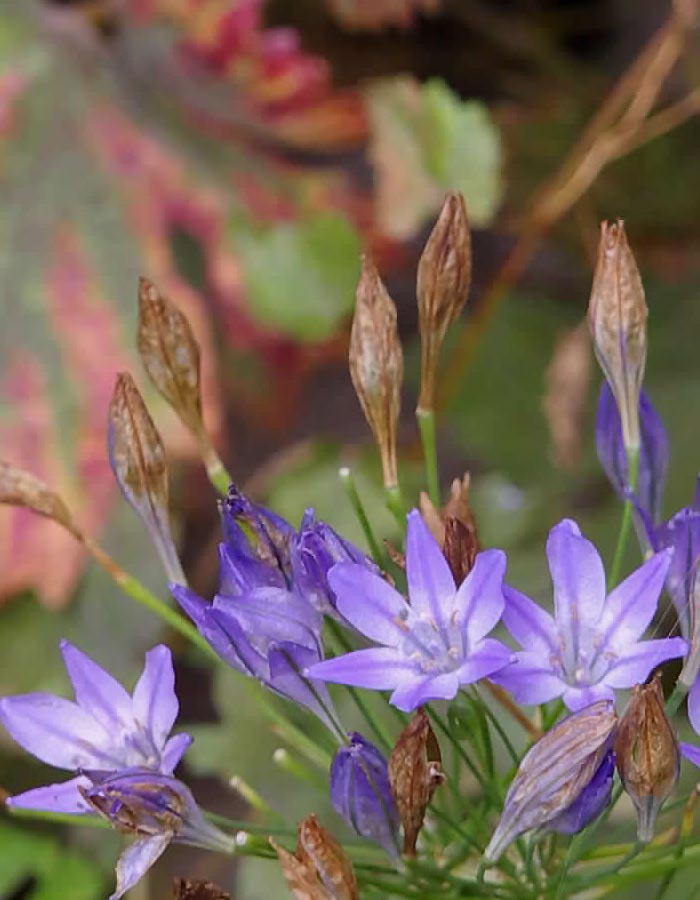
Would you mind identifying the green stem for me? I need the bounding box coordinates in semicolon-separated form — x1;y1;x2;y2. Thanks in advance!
339;467;384;565
607;446;640;591
416;407;440;507
666;680;690;717
385;483;407;530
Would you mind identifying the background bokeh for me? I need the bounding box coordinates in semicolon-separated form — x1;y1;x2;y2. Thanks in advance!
2;1;700;897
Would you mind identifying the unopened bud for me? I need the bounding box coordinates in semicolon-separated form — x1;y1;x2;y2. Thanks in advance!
137;277;204;437
419;472;479;581
173;878;230;900
108;372;185;583
587;220;647;451
417;192;471;411
615;675;680;842
0;461;82;540
271;814;358;900
349;257;403;489
485;700;617;862
388;707;445;855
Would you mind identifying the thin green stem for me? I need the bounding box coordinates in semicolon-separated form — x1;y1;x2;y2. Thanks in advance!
385;484;407;530
607;446;640;591
339;467;384;565
417;407;440;506
666;680;690;717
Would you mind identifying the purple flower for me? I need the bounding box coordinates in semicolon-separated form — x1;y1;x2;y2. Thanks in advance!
549;750;615;834
171;584;341;736
596;383;669;541
81;768;233;900
492;519;687;711
307;510;512;712
0;642;191;814
679;677;700;769
330;732;399;857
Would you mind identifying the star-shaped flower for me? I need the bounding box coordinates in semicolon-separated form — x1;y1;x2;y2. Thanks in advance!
0;642;191;813
307;510;512;712
492;519;687;710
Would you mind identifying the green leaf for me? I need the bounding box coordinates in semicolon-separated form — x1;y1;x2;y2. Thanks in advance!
235;214;361;342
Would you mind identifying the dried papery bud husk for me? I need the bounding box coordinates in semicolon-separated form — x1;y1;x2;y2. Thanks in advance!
587;220;647;451
443;517;479;585
108;372;185;583
173;878;230;900
615;675;680;842
417;192;471;412
271;815;358;900
485;700;617;862
349;256;403;489
0;461;82;540
420;472;479;582
388;707;445;855
543;321;591;469
137;276;204;437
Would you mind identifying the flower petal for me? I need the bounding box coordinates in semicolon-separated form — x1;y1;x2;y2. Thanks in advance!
0;694;115;770
680;742;700;768
215;587;321;652
456;638;512;685
547;519;607;646
389;672;460;711
405;509;455;630
6;776;92;814
490;652;566;705
501;585;558;656
307;648;416;690
596;550;672;654
329;564;410;647
454;550;506;642
161;733;193;774
268;642;339;731
688;677;700;737
602;637;687;689
562;683;614;711
170;584;209;628
60;641;133;731
110;834;171;900
132;645;178;750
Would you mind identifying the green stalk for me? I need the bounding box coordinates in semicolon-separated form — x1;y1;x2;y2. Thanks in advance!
607;446;640;591
385;483;407;530
339;467;384;565
416;407;440;506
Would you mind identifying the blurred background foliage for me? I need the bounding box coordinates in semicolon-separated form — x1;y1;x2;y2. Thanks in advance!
1;0;700;897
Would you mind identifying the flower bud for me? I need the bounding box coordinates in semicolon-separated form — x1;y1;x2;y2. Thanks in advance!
485;700;617;862
587;220;647;451
137;276;204;437
271;814;358;900
108;372;185;583
330;732;400;857
0;461;82;539
548;749;615;835
615;675;680;842
173;879;229;900
349;256;403;489
417;192;471;411
388;707;445;855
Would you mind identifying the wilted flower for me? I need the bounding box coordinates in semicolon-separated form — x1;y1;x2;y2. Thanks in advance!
485;700;617;861
615;676;680;842
108;372;185;584
548;750;615;834
416;192;471;412
388;708;445;855
330;732;399;857
307;509;511;711
587;220;647;452
1;643;191;813
271;814;359;900
349;256;403;489
493;519;686;710
82;769;233;900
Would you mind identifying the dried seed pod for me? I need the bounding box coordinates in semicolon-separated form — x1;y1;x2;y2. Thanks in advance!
388;707;445;855
137;276;204;437
0;461;82;539
108;372;184;583
349;257;403;489
443;517;479;585
615;675;680;842
173;878;230;900
271;815;358;900
417;192;471;411
419;471;479;581
587;220;647;451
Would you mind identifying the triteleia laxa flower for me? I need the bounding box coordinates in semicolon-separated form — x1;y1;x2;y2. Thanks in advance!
492;519;687;711
0;642;192;813
485;700;617;861
82;768;233;900
548;749;615;834
330;732;400;857
307;509;512;711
